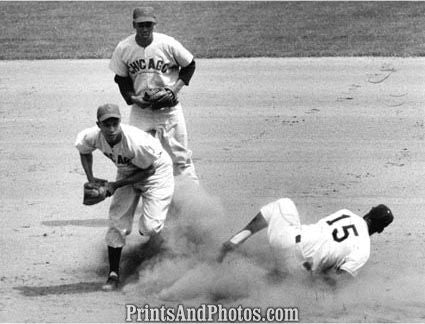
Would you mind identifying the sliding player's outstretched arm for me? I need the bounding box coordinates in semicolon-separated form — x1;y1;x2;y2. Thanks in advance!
217;212;268;263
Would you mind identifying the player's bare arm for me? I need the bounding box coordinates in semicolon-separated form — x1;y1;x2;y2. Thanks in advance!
79;153;106;183
217;211;268;263
171;59;196;94
170;79;186;95
113;75;150;109
107;165;155;195
79;153;94;181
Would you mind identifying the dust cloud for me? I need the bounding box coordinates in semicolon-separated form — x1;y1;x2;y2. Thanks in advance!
115;176;418;319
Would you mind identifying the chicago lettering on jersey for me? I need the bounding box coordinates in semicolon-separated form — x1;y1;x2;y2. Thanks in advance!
128;58;169;74
103;152;131;165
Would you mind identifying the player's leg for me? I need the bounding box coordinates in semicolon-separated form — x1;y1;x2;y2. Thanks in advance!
137;179;174;255
218;198;301;263
103;181;140;291
129;105;155;131
129;104;198;182
156;107;198;183
261;198;301;250
138;180;174;235
261;198;305;273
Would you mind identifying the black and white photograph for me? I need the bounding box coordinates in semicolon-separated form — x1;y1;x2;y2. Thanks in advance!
1;1;424;322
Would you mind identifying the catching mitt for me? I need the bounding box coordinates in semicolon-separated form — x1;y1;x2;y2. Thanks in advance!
143;87;178;110
83;181;110;206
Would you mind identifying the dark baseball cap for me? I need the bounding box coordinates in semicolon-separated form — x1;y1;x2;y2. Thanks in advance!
364;204;394;233
133;7;157;23
97;104;121;122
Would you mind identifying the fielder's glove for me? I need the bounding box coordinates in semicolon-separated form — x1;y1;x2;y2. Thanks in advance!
130;94;152;109
143;87;179;110
83;180;112;206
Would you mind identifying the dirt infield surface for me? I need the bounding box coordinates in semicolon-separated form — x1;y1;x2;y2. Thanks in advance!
0;58;424;322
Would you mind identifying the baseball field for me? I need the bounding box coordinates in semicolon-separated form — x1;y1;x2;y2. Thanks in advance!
1;1;425;323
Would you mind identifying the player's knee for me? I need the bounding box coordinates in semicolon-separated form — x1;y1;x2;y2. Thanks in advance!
140;220;164;236
276;198;297;212
105;227;127;248
262;198;298;224
174;166;198;182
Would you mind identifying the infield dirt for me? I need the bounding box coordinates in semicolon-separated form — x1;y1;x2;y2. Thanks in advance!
0;58;424;322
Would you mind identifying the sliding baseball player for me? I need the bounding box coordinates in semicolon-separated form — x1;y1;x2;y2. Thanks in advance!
218;198;393;281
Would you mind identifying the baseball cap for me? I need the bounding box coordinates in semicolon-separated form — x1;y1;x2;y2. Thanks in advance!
97;104;121;122
133;7;157;23
364;204;394;233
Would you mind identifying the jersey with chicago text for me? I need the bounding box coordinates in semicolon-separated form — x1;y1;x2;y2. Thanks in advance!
75;124;171;179
300;209;370;277
109;32;193;96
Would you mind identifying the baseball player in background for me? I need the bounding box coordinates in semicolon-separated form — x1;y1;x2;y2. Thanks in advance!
75;104;174;291
109;6;198;183
218;198;393;282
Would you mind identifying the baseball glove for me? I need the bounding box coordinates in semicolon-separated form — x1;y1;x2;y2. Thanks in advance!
83;181;110;206
143;87;178;110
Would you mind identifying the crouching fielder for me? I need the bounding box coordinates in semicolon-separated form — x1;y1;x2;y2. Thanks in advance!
75;104;174;291
218;198;393;279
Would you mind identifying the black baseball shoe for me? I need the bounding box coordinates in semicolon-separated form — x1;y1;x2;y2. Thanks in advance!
102;271;120;291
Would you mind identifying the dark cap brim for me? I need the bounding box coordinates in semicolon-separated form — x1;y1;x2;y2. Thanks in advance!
134;17;156;23
98;113;121;122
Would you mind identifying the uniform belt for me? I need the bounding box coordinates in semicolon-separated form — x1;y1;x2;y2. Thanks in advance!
295;234;301;243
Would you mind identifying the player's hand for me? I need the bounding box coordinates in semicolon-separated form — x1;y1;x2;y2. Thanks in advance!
130;95;152;109
217;241;238;263
105;182;117;197
88;177;108;185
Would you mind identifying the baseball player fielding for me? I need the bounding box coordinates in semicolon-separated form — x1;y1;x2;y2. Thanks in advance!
75;103;175;291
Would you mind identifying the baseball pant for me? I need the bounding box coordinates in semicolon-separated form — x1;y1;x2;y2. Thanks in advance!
129;103;198;183
260;198;306;272
105;171;175;248
261;198;302;250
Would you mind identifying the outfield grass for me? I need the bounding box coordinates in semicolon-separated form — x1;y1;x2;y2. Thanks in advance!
1;1;424;59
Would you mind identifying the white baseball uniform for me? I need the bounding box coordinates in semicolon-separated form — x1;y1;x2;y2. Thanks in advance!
261;198;371;277
75;124;174;248
109;32;197;182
